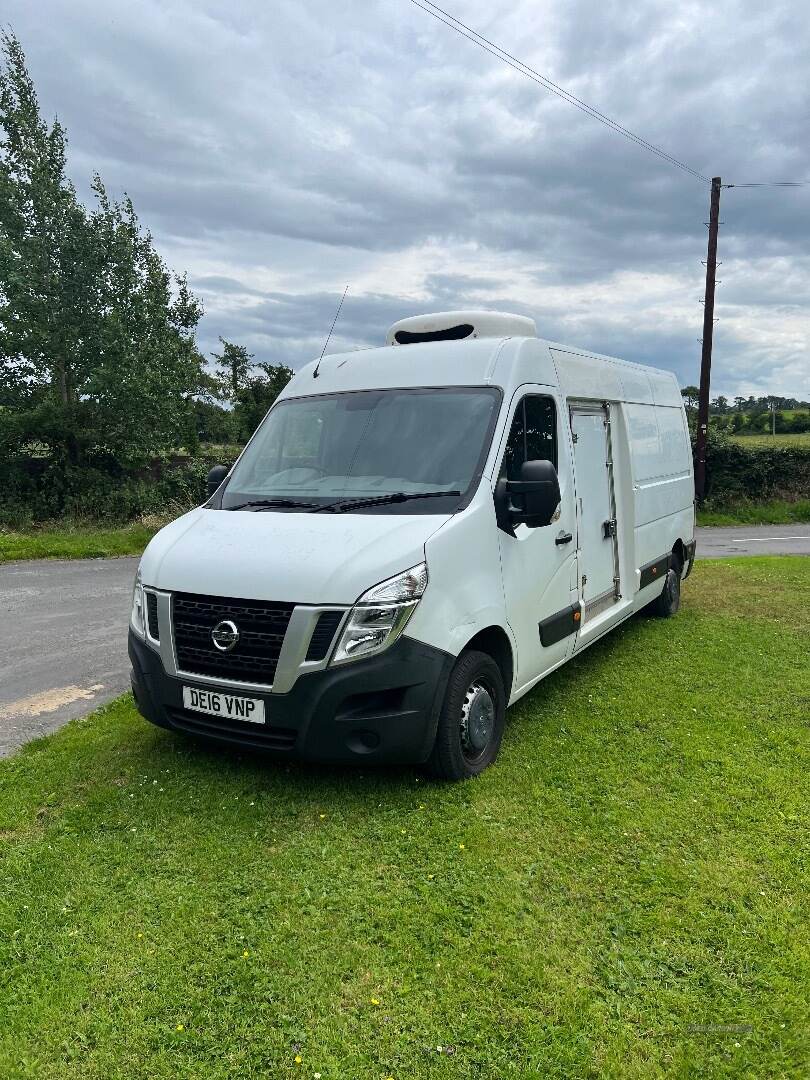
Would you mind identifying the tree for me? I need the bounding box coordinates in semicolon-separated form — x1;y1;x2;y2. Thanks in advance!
711;395;729;414
256;361;294;401
681;386;700;415
212;337;253;400
233;363;293;442
0;29;86;460
194;398;235;444
0;30;207;466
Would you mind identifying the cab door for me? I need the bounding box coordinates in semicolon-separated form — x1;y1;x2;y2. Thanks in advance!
494;391;578;692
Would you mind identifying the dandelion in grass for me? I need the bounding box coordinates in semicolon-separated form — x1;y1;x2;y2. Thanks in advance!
176;1023;184;1032
370;997;380;1006
294;1054;303;1064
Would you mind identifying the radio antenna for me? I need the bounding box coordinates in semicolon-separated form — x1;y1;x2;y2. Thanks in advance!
313;284;349;378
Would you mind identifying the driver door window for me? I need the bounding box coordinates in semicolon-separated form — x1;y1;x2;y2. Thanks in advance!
500;395;557;480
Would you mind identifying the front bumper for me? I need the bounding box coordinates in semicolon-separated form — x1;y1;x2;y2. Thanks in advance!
128;630;453;765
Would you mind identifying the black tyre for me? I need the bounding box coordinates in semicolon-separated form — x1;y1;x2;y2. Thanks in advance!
426;649;506;781
653;565;681;617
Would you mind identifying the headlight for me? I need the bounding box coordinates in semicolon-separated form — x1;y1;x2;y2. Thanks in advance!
130;568;145;638
331;563;428;665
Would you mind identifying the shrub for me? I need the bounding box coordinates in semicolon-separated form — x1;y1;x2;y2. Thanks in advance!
0;453;239;529
704;431;810;501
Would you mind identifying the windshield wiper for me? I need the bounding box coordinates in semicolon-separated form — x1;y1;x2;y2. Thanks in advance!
311;490;462;514
225;498;319;511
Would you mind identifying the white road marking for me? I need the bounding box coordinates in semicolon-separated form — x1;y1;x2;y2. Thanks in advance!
0;684;104;720
730;536;810;543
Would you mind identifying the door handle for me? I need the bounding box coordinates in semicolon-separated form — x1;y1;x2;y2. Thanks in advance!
555;531;573;546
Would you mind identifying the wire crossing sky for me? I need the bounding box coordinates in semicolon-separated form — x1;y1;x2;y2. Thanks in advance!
410;1;810;194
409;0;711;183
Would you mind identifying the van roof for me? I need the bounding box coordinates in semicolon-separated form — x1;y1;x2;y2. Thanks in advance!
290;337;510;395
280;335;681;408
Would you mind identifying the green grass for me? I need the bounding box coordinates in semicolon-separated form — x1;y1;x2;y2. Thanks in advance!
1;557;808;1078
729;432;810;447
697;498;810;526
0;523;157;563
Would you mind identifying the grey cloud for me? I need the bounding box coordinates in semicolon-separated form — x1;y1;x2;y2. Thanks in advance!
5;0;809;397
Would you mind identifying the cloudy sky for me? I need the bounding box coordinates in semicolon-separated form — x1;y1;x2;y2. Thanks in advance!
7;0;810;397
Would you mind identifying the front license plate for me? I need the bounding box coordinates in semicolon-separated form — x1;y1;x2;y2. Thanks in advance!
182;686;265;725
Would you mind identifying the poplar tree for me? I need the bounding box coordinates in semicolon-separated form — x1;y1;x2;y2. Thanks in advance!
0;30;206;466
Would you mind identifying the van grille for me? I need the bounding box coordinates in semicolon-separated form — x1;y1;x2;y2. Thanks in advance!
305;610;344;661
172;592;294;685
145;591;160;640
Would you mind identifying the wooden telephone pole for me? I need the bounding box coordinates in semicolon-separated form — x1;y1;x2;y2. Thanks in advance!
694;176;722;501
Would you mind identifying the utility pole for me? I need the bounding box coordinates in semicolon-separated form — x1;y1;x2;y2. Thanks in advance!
694;176;722;502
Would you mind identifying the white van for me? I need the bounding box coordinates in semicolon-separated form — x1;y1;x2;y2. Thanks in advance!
129;311;695;779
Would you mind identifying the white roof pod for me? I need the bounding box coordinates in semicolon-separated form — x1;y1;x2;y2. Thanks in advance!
386;310;537;346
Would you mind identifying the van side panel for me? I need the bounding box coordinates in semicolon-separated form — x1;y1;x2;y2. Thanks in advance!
545;344;693;604
550;348;624;401
648;371;685;408
627;400;694;578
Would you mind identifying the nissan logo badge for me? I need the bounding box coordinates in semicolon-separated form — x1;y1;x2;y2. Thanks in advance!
211;619;240;652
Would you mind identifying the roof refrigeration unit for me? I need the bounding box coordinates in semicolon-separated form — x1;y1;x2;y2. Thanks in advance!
386;310;537;346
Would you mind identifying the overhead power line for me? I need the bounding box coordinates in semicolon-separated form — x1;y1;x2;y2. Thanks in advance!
726;181;810;188
408;0;711;183
406;1;807;504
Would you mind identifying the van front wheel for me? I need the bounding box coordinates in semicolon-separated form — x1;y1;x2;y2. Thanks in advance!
426;650;506;781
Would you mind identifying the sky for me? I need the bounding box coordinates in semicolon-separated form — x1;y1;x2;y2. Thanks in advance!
6;0;810;398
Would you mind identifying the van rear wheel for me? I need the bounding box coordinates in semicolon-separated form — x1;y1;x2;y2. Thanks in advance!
426;649;506;781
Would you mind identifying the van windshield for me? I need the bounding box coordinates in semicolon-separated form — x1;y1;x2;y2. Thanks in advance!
219;387;502;514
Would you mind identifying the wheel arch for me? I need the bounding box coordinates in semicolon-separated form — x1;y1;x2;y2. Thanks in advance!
460;625;515;701
671;538;686;574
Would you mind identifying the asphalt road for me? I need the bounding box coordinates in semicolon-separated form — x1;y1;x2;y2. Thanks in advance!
0;556;139;757
695;523;810;559
1;524;808;757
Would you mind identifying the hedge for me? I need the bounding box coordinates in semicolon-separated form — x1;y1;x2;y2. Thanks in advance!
0;453;239;529
704;436;810;501
1;437;808;528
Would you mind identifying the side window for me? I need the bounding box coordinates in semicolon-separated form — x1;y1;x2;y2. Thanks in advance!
500;395;557;480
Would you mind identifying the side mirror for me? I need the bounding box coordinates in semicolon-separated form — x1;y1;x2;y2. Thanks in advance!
206;464;229;499
495;459;561;533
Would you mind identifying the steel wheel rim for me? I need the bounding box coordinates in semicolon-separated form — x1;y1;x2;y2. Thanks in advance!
460;679;496;762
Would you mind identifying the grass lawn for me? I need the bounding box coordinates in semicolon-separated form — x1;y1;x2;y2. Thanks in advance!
0;523;157;563
1;557;808;1078
729;432;810;448
697;498;810;526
